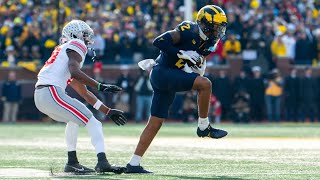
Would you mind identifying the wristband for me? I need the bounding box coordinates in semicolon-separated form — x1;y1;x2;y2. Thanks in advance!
97;83;101;91
93;100;103;110
106;107;111;115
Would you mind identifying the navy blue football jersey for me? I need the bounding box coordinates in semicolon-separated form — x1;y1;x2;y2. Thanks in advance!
155;21;214;69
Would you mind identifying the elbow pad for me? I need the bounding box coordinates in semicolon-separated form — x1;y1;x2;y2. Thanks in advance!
152;32;180;56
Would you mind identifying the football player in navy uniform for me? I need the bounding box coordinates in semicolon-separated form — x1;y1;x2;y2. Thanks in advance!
125;5;228;173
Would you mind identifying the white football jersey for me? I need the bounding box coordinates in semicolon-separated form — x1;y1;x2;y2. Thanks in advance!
36;39;87;90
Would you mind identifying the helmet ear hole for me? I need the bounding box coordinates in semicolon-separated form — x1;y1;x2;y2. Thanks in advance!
72;34;77;38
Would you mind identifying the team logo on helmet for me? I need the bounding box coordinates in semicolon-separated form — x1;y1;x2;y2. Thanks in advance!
196;5;227;41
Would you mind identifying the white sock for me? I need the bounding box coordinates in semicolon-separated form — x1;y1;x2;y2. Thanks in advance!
65;122;79;151
129;154;142;166
198;117;209;131
86;116;105;154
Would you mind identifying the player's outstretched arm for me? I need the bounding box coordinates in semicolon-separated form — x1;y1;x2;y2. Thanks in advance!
67;49;122;93
70;79;127;125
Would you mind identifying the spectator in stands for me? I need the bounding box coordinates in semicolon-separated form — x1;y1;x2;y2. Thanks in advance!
132;30;146;63
41;29;57;62
300;68;317;122
282;25;296;62
295;32;314;65
223;34;241;59
209;95;221;124
134;70;153;123
271;33;287;59
231;89;250;123
263;30;276;70
182;91;197;123
232;69;250;95
284;68;300;122
119;32;134;64
116;70;133;119
104;31;120;63
92;60;106;120
92;28;106;59
5;45;16;67
314;30;320;65
213;70;232;120
265;69;283;122
1;71;21;123
249;66;265;121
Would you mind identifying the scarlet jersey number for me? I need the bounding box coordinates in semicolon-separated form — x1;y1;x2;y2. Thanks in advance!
44;47;61;66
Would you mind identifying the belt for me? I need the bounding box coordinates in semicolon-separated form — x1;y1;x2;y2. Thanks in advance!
35;85;52;89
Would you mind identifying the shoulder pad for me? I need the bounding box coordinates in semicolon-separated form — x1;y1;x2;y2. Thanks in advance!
175;21;198;33
67;39;87;57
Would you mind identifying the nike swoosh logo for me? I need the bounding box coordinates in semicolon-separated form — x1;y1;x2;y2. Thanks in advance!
70;166;85;171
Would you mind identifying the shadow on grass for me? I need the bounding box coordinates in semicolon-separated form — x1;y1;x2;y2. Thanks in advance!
159;174;254;180
50;172;123;179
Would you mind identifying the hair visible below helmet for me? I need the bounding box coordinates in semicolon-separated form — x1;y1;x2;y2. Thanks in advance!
61;20;94;45
196;5;227;42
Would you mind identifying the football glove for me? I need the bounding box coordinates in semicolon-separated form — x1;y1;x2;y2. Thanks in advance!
190;59;206;76
177;50;201;65
98;83;122;93
106;109;127;126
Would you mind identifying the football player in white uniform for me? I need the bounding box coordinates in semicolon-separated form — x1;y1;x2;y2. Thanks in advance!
34;20;127;174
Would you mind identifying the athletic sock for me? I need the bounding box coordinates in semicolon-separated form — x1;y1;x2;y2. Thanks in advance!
86;116;105;154
198;117;209;131
129;154;142;166
65;122;79;152
67;151;79;165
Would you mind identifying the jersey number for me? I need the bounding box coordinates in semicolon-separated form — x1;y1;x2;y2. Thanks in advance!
44;47;61;67
175;59;186;69
180;24;190;31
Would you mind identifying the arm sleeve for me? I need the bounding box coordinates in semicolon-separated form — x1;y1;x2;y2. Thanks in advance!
66;39;87;59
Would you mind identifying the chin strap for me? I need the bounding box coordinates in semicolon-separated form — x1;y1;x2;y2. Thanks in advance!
88;47;97;62
198;25;209;41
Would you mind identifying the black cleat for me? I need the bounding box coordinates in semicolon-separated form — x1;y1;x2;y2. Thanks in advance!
64;163;95;173
197;125;228;139
95;160;126;174
125;163;152;174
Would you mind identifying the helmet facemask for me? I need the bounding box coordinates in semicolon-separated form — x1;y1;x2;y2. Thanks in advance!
198;21;227;44
196;5;227;47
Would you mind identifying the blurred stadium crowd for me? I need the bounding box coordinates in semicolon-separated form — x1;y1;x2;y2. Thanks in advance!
0;0;319;67
0;0;320;123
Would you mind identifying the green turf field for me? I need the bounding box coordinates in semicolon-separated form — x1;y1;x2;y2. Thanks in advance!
1;123;320;179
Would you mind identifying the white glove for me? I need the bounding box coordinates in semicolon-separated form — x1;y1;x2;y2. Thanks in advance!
138;59;156;71
190;59;206;76
177;50;201;64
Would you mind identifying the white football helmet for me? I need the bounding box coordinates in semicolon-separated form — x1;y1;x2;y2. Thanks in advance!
61;20;94;45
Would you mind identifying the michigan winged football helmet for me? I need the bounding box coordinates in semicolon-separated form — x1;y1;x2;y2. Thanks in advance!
196;5;227;44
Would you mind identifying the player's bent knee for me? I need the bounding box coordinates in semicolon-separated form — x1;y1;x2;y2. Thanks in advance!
86;116;102;127
193;76;212;90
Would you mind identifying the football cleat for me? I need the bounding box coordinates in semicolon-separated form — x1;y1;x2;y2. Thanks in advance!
197;125;228;139
64;163;95;173
95;160;126;174
125;164;152;174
